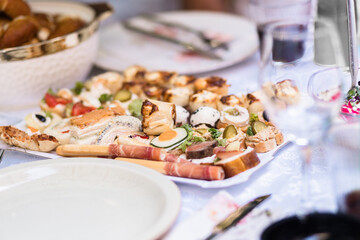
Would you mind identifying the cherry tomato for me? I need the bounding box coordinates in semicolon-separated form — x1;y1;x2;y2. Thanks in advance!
44;93;70;108
71;102;95;116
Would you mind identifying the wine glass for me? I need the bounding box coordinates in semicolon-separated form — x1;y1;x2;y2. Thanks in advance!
258;17;345;217
325;121;360;218
248;0;313;46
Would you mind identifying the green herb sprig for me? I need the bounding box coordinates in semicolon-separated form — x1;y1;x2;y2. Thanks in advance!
72;82;85;95
208;128;222;139
99;94;113;104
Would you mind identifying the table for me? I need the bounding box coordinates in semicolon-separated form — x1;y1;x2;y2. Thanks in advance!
0;53;337;239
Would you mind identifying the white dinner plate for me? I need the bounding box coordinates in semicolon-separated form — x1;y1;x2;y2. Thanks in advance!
95;11;258;74
0;158;181;240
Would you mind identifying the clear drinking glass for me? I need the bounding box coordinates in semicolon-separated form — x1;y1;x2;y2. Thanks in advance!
259;17;345;213
248;0;313;45
326;122;360;218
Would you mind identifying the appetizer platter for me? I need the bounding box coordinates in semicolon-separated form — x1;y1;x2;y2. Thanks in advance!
0;65;285;187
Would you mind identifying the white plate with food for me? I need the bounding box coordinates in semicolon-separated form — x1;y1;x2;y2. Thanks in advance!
0;158;180;240
95;11;258;74
0;66;285;188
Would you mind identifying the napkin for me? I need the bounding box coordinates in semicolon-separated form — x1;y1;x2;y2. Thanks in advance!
165;191;239;240
165;191;285;240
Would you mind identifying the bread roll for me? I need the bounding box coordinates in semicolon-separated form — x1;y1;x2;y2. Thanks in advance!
123;65;146;82
164;87;191;107
195;76;229;95
189;90;218;112
141;99;176;135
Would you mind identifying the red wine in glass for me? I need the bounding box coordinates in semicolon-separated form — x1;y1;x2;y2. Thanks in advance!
272;24;307;63
345;190;360;217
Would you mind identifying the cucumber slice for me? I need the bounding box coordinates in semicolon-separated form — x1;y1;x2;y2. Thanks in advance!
151;127;188;148
223;125;237;139
114;89;132;102
252;121;267;134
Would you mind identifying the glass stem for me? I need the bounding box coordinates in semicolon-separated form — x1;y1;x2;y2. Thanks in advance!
296;138;314;216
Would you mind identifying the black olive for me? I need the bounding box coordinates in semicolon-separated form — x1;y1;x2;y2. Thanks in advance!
35;114;46;122
263;111;270;122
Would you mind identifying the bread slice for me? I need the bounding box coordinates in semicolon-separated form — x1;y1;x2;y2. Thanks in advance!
245;138;277;153
245;122;284;153
0;126;59;152
215;147;260;178
275;132;284;145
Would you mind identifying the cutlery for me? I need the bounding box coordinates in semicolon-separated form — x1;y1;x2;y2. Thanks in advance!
140;13;229;50
122;21;223;60
347;0;358;88
205;194;271;240
0;149;4;164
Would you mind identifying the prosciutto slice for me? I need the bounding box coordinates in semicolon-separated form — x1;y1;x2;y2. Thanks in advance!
164;162;225;181
109;144;186;163
116;157;225;181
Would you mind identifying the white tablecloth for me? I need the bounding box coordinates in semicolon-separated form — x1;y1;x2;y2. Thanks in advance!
0;53;337;239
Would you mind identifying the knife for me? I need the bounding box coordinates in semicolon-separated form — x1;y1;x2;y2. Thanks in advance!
205;194;271;240
122;21;223;60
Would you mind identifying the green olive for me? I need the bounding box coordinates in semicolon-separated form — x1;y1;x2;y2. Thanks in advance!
114;89;132;102
252;121;267;134
223;125;238;139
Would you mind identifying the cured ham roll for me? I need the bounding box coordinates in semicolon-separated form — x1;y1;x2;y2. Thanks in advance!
90;72;124;94
141;99;176;135
171;75;196;92
56;144;186;163
116;158;225;181
139;85;164;100
163;87;192;107
145;71;177;86
189;90;218;112
194;76;229;95
123;65;146;82
217;95;242;111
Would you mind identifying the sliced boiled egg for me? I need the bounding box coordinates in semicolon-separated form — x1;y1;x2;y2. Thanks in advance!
150;127;188;149
25;112;53;132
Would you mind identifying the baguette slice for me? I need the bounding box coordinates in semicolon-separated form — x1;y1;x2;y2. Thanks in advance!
215;147;260;178
0;126;58;152
245;138;277;153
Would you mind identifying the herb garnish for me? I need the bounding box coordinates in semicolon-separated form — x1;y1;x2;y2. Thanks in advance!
217;138;226;147
99;93;113;103
47;88;56;95
178;124;194;152
193;136;205;142
45;111;53;119
72;82;84;95
208;128;222;139
246;126;254;136
249;113;259;122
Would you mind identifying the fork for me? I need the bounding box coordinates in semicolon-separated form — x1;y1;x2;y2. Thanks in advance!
140;13;229;50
